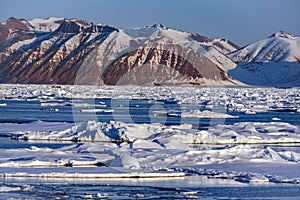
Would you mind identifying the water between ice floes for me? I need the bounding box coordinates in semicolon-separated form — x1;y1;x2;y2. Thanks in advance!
0;98;300;199
1;176;300;199
0;98;300;126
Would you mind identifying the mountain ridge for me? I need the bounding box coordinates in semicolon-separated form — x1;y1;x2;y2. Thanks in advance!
0;17;299;87
228;30;300;87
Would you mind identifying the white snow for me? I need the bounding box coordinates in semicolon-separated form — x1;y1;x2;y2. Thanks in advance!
110;154;141;169
1;84;300;115
0;84;300;184
229;34;300;63
154;109;238;118
29;17;64;32
228;32;300;86
88;24;238;84
80;109;113;113
9;38;36;51
0;119;299;183
180;110;238;119
0;186;22;192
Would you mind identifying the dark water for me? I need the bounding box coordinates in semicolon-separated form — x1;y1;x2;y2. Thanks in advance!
0;136;71;149
0;98;300;199
1;176;300;199
0;98;299;127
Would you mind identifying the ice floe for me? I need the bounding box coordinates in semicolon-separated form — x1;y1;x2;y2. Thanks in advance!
0;120;299;184
80;109;114;113
153;109;238;118
0;84;300;184
1;84;300;116
2;120;299;144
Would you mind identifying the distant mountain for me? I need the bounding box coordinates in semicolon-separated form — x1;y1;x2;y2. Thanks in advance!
0;17;117;84
228;31;300;87
0;17;240;86
76;24;241;86
0;17;299;87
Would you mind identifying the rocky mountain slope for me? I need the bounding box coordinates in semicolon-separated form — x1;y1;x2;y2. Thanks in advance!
0;17;117;84
75;24;240;86
0;17;299;87
0;17;240;86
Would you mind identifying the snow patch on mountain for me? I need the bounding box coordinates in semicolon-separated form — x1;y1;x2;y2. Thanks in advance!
8;37;36;51
1;17;300;87
228;31;300;87
29;17;64;32
98;25;238;76
229;31;300;63
269;31;298;40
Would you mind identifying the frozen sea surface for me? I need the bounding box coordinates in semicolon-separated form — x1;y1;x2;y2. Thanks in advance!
0;84;300;198
1;176;300;199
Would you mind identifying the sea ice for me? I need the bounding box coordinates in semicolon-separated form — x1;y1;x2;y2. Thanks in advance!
1;84;300;115
0;119;299;183
0;84;300;184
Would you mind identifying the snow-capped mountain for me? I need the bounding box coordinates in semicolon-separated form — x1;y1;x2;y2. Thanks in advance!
0;17;240;86
0;17;117;84
228;31;300;87
76;23;239;86
0;17;299;87
29;17;68;32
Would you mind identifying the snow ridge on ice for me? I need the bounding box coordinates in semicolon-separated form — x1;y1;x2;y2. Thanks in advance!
0;84;300;184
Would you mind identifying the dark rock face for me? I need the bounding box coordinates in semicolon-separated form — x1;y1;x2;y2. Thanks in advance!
0;18;117;84
57;20;82;33
190;33;213;43
5;17;32;31
0;25;10;47
101;43;232;86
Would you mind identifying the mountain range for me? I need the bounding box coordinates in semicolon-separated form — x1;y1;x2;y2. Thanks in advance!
0;17;299;87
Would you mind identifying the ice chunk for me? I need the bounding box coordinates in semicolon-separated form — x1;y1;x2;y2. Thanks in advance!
0;186;22;192
131;139;163;149
80;109;114;113
109;154;141;169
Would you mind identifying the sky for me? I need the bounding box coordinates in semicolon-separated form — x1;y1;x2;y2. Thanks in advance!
0;0;299;46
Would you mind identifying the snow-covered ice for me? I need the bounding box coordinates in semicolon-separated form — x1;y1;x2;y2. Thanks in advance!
2;120;300;145
165;109;238;119
0;84;299;184
1;84;300;115
0;120;299;184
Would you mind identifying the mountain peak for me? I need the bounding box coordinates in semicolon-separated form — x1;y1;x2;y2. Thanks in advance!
151;23;166;29
56;20;82;33
268;31;297;40
3;17;33;31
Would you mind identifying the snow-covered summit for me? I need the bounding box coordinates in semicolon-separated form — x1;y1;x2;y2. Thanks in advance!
268;31;298;40
29;17;64;32
124;23;191;43
151;23;166;29
228;32;300;87
1;17;33;31
28;17;96;33
229;32;300;63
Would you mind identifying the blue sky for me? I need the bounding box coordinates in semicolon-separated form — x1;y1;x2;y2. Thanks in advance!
0;0;299;46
